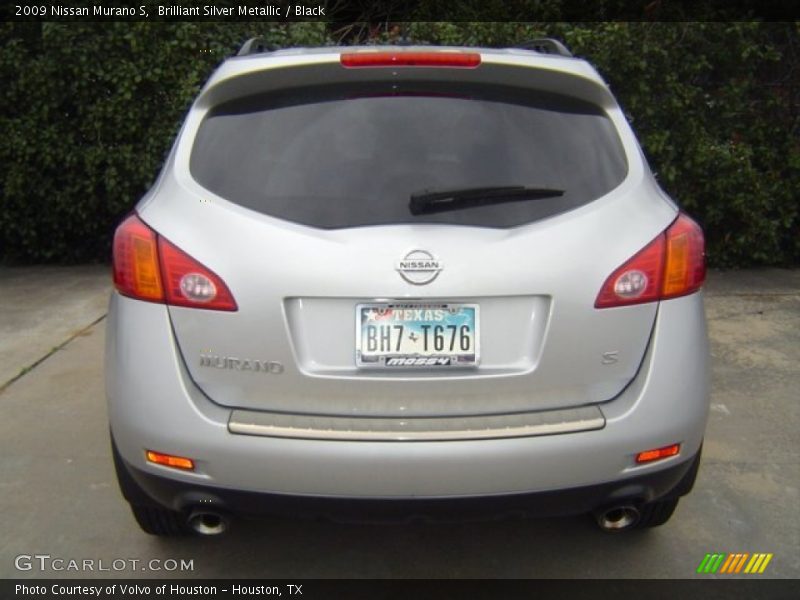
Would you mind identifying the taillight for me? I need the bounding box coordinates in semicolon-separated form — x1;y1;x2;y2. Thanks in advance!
112;214;237;311
595;213;705;308
340;51;481;69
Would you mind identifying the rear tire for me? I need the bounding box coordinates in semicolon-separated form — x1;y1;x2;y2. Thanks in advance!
111;432;190;536
130;504;190;536
635;497;679;528
592;447;702;532
634;445;702;529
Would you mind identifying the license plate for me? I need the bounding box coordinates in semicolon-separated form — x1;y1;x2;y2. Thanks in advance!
356;303;479;368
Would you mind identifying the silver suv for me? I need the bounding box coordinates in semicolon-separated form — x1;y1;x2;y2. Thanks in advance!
107;39;709;536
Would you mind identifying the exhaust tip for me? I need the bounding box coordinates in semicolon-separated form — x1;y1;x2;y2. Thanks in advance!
187;511;229;536
594;505;640;532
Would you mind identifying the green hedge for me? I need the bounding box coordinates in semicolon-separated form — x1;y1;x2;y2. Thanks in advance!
1;22;797;266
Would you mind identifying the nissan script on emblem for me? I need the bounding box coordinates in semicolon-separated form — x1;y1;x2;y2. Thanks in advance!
396;249;443;285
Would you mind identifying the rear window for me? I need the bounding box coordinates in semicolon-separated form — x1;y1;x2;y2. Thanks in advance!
190;83;628;228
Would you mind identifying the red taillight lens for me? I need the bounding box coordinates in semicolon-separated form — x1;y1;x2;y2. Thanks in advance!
112;214;237;311
595;213;705;308
340;51;481;69
158;237;237;311
595;233;665;308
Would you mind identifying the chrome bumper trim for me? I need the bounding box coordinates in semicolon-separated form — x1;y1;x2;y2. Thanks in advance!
228;405;605;441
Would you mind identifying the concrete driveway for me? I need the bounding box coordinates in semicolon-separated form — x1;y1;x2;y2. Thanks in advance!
0;266;797;579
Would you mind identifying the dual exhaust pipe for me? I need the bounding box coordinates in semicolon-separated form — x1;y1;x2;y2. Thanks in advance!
593;504;641;532
186;504;642;535
187;509;230;536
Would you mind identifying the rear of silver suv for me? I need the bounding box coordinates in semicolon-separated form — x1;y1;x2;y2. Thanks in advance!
106;40;709;536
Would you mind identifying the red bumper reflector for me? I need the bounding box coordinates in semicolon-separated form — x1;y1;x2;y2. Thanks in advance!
341;51;481;69
636;444;681;464
146;450;195;471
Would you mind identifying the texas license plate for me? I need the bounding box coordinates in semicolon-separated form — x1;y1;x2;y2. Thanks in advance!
356;303;479;368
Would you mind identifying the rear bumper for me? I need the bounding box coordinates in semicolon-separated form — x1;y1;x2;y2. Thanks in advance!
106;290;710;500
115;438;701;521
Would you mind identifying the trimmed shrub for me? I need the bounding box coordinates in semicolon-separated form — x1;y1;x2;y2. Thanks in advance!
0;21;797;266
0;22;328;262
403;22;799;268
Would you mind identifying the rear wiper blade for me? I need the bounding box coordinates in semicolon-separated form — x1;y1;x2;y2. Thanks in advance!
409;185;565;215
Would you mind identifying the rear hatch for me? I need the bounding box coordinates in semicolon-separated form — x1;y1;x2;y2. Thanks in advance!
139;49;676;417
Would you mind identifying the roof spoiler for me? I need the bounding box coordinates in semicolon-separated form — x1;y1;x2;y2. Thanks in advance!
236;37;573;58
513;39;573;57
237;37;279;56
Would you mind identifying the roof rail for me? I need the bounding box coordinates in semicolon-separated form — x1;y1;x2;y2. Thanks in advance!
237;37;279;56
514;38;573;58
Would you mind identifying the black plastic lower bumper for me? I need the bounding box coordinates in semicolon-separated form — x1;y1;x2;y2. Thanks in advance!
113;438;701;523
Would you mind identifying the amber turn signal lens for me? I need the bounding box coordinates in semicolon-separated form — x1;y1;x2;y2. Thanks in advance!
112;214;164;302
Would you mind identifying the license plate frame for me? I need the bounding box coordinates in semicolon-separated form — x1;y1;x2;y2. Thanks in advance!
355;302;480;369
